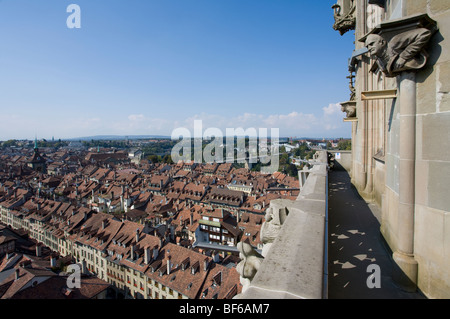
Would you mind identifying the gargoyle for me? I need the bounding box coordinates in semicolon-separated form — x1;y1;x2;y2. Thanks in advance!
365;28;433;77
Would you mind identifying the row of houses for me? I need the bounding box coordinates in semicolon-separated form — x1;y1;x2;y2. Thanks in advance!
0;195;241;299
0;145;302;299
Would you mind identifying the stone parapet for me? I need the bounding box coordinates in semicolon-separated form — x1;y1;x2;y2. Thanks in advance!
236;151;328;299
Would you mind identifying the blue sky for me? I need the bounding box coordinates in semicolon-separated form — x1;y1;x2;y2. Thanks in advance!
0;0;354;140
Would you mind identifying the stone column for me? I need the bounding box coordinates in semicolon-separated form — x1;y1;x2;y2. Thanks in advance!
392;71;418;292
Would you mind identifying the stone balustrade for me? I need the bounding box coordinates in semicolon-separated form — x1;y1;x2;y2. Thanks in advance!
236;151;329;299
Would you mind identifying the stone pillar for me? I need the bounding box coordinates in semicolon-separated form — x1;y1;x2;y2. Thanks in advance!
355;65;368;194
392;71;418;292
363;96;374;197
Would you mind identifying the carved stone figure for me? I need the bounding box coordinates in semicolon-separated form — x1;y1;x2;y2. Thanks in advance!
364;28;433;77
236;241;264;293
260;203;289;257
347;71;356;101
332;0;356;36
341;101;357;118
235;201;292;296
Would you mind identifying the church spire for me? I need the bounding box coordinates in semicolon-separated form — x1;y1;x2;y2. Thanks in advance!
34;135;38;150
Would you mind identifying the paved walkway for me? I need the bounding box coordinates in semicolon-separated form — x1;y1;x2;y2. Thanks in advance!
327;170;425;299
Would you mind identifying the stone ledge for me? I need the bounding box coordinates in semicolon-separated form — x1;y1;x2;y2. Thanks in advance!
236;151;328;299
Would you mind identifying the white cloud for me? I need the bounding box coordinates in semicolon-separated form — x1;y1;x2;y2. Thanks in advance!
128;114;145;122
321;103;346;132
323;103;342;116
165;104;348;137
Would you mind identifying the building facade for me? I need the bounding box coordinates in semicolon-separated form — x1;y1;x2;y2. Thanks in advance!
333;0;450;298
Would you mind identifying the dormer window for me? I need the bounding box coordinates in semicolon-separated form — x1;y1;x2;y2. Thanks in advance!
191;262;199;275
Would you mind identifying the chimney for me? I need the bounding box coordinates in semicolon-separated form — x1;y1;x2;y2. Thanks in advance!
135;229;140;243
203;258;209;271
130;245;135;260
153;245;159;260
102;219;106;230
190;213;193;226
35;244;42;257
167;256;171;275
50;255;57;268
144;246;152;264
15;269;20;280
191;263;197;275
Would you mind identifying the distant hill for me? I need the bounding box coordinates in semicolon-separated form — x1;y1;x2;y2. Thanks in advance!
65;135;171;141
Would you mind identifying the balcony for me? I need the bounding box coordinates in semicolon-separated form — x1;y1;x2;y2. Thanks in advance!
236;151;425;299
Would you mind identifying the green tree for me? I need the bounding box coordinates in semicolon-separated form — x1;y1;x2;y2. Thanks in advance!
286;163;298;177
162;154;174;164
147;154;160;163
337;139;352;150
2;140;17;148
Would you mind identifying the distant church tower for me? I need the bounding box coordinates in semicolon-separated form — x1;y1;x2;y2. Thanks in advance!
28;137;46;173
244;150;253;170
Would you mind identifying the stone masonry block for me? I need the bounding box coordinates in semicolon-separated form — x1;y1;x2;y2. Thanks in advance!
429;0;450;15
422;113;450;162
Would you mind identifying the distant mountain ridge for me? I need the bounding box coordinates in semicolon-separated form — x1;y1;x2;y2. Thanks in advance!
65;135;171;141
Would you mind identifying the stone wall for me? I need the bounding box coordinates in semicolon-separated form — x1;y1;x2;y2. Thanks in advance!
343;0;450;298
404;0;450;299
329;150;353;173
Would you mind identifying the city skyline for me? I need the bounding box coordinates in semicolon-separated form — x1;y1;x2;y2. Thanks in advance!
0;1;354;141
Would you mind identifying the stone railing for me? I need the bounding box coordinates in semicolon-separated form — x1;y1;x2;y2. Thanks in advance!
236;151;329;299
